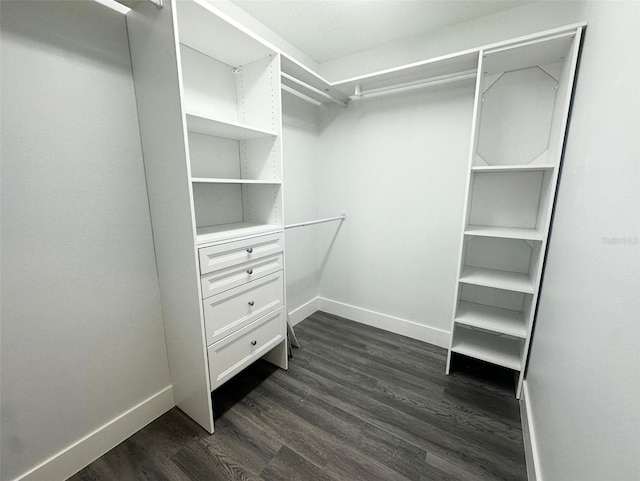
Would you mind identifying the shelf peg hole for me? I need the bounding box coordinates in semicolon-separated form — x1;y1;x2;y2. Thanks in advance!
247;248;253;254
248;301;255;306
251;340;257;346
247;269;253;275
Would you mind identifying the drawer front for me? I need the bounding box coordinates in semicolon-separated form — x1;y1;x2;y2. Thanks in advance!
201;253;283;299
199;232;284;275
204;272;283;345
208;307;285;390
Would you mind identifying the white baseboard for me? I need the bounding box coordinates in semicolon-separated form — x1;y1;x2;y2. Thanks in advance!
288;296;320;326
317;297;450;348
13;386;174;481
520;380;541;481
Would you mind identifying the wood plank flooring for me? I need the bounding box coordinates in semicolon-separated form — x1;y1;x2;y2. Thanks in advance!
69;311;526;481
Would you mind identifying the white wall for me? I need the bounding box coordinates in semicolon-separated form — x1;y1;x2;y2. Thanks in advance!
0;2;171;480
281;91;321;320
525;2;640;480
315;84;474;345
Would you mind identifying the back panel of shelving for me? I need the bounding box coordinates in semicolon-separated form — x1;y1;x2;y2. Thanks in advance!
459;284;530;313
468;171;544;228
192;183;244;227
464;237;534;274
188;133;241;178
180;45;238;121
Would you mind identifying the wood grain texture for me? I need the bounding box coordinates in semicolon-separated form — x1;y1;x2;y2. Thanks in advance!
69;311;526;480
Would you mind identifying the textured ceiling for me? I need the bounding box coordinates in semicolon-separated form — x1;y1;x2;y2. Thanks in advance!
231;0;527;64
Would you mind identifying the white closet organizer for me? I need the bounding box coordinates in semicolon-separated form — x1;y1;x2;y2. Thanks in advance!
446;29;583;398
127;0;288;433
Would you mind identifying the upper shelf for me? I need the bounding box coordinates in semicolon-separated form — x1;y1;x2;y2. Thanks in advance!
280;55;350;106
185;113;277;140
176;0;275;67
332;50;479;97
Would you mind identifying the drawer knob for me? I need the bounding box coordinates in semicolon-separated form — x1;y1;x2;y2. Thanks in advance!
246;248;253;254
247;269;253;275
251;340;257;346
248;301;255;306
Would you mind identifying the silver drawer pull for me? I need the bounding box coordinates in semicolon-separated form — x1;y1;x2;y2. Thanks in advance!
246;248;253;254
251;340;257;346
247;269;253;275
248;301;255;306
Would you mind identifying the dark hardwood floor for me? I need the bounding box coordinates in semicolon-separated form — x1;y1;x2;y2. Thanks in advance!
69;311;527;481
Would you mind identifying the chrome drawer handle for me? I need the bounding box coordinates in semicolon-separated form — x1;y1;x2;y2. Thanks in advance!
246;248;253;254
251;340;257;346
247;269;253;275
248;301;255;306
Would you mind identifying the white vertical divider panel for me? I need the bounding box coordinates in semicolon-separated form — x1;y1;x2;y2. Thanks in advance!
446;51;483;374
252;54;289;370
126;0;214;432
516;27;583;397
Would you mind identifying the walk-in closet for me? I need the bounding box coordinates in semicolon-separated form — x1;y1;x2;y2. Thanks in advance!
2;1;638;481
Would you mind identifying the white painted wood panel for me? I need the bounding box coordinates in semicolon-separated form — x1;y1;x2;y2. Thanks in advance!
459;266;534;294
207;307;285;390
186;113;277;139
199;232;284;274
127;0;214;433
175;0;275;67
455;301;526;338
200;254;283;299
196;222;282;245
452;327;523;370
180;44;238;122
188;133;241;179
464;225;544;241
203;272;284;345
468;171;544;229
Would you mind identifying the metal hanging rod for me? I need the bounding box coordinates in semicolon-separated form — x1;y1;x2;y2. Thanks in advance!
281;73;349;107
281;84;322;106
285;213;346;230
352;69;477;99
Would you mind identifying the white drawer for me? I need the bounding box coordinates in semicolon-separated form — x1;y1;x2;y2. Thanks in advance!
208;307;285;390
204;272;283;345
199;232;284;275
201;253;282;299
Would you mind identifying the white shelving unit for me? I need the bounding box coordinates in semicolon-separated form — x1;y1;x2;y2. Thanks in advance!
446;27;584;397
126;0;287;434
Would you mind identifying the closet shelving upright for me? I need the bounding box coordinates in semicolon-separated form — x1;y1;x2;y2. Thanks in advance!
446;29;583;397
127;0;289;433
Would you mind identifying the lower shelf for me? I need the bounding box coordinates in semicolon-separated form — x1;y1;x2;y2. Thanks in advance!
451;326;523;371
197;222;282;245
455;301;526;338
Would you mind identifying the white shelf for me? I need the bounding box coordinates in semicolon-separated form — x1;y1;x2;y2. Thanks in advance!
196;222;282;245
332;50;479;97
185;113;277;140
455;301;526;338
459;266;534;294
471;165;555;172
191;178;281;185
451;327;522;371
280;55;350;106
464;225;544;241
